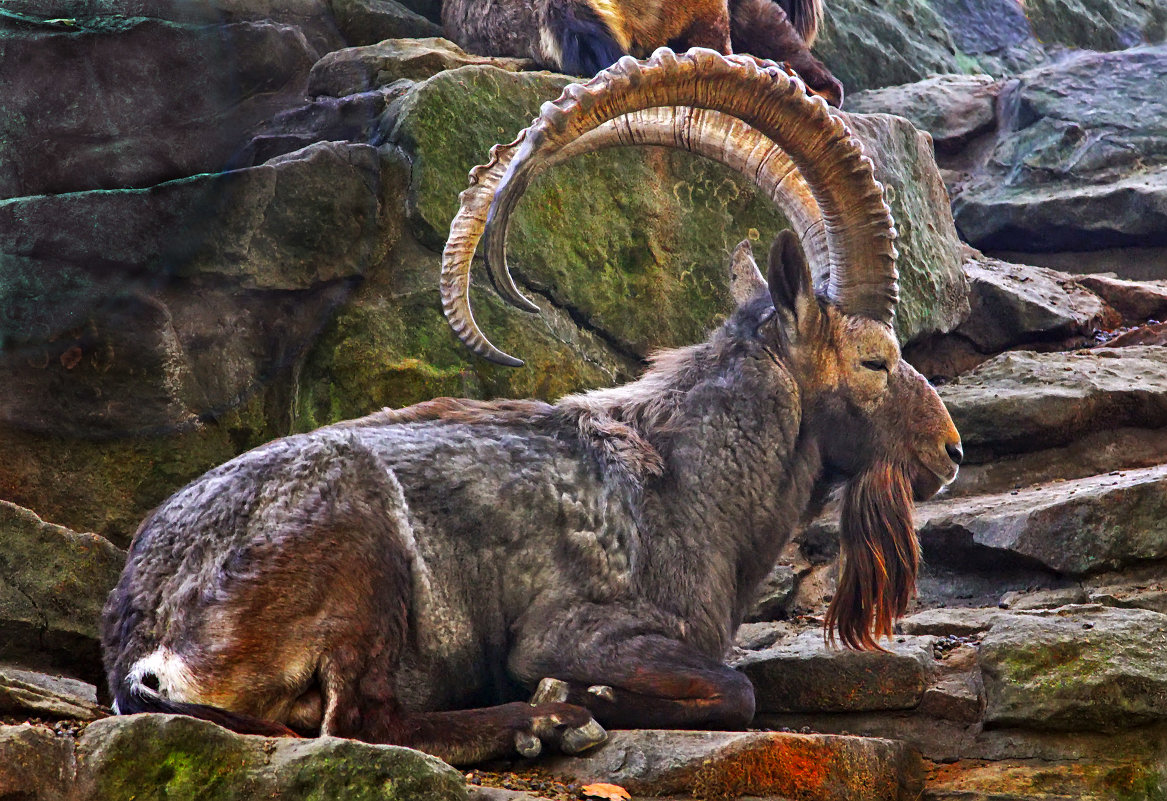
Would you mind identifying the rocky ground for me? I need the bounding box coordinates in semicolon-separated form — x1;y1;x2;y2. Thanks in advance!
2;0;1166;798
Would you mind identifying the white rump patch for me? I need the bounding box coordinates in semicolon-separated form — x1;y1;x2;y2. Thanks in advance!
126;648;201;701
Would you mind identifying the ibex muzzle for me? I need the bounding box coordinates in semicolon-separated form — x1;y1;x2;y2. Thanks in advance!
102;49;959;764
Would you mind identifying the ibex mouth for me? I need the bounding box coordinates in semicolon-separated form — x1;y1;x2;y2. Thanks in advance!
911;459;958;502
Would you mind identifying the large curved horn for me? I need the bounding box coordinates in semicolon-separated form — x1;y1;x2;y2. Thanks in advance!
441;48;897;367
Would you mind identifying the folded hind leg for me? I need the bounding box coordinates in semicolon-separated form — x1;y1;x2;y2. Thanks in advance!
316;648;605;765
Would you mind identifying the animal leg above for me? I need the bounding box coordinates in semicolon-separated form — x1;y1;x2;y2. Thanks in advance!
355;701;606;766
518;631;756;730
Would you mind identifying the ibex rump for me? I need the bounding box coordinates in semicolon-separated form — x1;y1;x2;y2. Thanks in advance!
102;50;961;765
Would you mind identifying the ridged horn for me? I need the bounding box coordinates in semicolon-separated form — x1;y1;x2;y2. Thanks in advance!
441;47;897;367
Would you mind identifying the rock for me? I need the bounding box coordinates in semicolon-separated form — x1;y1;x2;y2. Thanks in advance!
735;631;934;713
0;10;317;199
0;502;124;686
945;427;1167;500
308;37;531;99
327;0;442;47
1105;320;1167;347
0;142;401;538
926;756;1167;801
979;606;1167;732
390;65;969;353
289;228;643;429
917;464;1167;577
846;75;1001;154
918;674;983;724
745;564;798;622
0;665;107;721
929;0;1048;75
735;620;800;651
542;730;925;801
953;46;1167;253
0;723;75;801
1023;0;1167;51
839;113;970;343
73;714;467;800
955;250;1118;352
999;587;1089;611
0;142;391;437
1074;274;1167;324
814;0;963;93
900;608;1003;637
938;347;1167;457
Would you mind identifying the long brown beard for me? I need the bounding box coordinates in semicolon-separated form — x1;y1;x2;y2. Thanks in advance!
824;461;919;650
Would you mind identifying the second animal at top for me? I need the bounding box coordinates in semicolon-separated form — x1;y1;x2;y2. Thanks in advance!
441;0;844;106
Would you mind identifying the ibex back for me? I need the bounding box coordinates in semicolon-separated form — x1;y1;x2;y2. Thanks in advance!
102;50;961;765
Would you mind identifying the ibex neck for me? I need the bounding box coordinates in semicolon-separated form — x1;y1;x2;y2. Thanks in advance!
559;342;826;655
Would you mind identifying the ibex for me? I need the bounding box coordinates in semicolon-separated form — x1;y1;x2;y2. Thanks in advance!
442;0;844;106
102;49;961;765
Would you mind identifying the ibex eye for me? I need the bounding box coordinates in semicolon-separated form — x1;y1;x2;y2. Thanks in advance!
861;359;889;372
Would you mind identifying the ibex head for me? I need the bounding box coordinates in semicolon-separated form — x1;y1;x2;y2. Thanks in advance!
441;48;961;650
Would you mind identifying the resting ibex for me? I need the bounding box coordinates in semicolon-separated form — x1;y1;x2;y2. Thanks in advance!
102;50;961;765
442;0;844;106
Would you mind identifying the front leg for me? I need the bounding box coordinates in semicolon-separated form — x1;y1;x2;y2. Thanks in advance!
513;618;754;730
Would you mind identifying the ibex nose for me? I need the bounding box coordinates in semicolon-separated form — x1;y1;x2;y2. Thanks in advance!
945;442;964;466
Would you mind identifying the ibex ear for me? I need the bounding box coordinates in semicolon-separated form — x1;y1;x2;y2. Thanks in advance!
767;230;820;332
729;240;768;306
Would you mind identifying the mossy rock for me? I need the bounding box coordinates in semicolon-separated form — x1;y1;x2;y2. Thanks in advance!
386;64;967;370
74;714;467;801
0;502;125;686
390;65;788;359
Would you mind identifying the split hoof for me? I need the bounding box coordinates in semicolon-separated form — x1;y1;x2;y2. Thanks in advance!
530;677;570;705
587;684;616;703
515;730;543;758
560;718;607;754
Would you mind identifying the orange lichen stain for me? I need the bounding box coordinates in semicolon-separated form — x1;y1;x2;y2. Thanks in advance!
685;736;883;801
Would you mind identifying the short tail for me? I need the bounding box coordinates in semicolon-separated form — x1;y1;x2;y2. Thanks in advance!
114;676;300;738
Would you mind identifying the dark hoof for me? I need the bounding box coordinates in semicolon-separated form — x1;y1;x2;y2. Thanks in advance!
560;718;607;754
530;677;570;705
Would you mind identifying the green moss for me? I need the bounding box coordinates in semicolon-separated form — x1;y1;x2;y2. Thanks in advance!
390;65;789;361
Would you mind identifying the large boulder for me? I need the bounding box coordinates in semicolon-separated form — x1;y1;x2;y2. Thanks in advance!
0;502;124;686
735;632;934;713
0;724;75;801
938;346;1167;458
0;665;107;722
0;6;318;199
1022;0;1167;52
916;463;1167;576
0;142;398;540
387;65;968;352
952;45;1167;253
814;0;1165;94
846;75;1002;155
812;0;964;93
954;249;1118;352
0;714;469;801
979;606;1167;732
542;730;925;801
